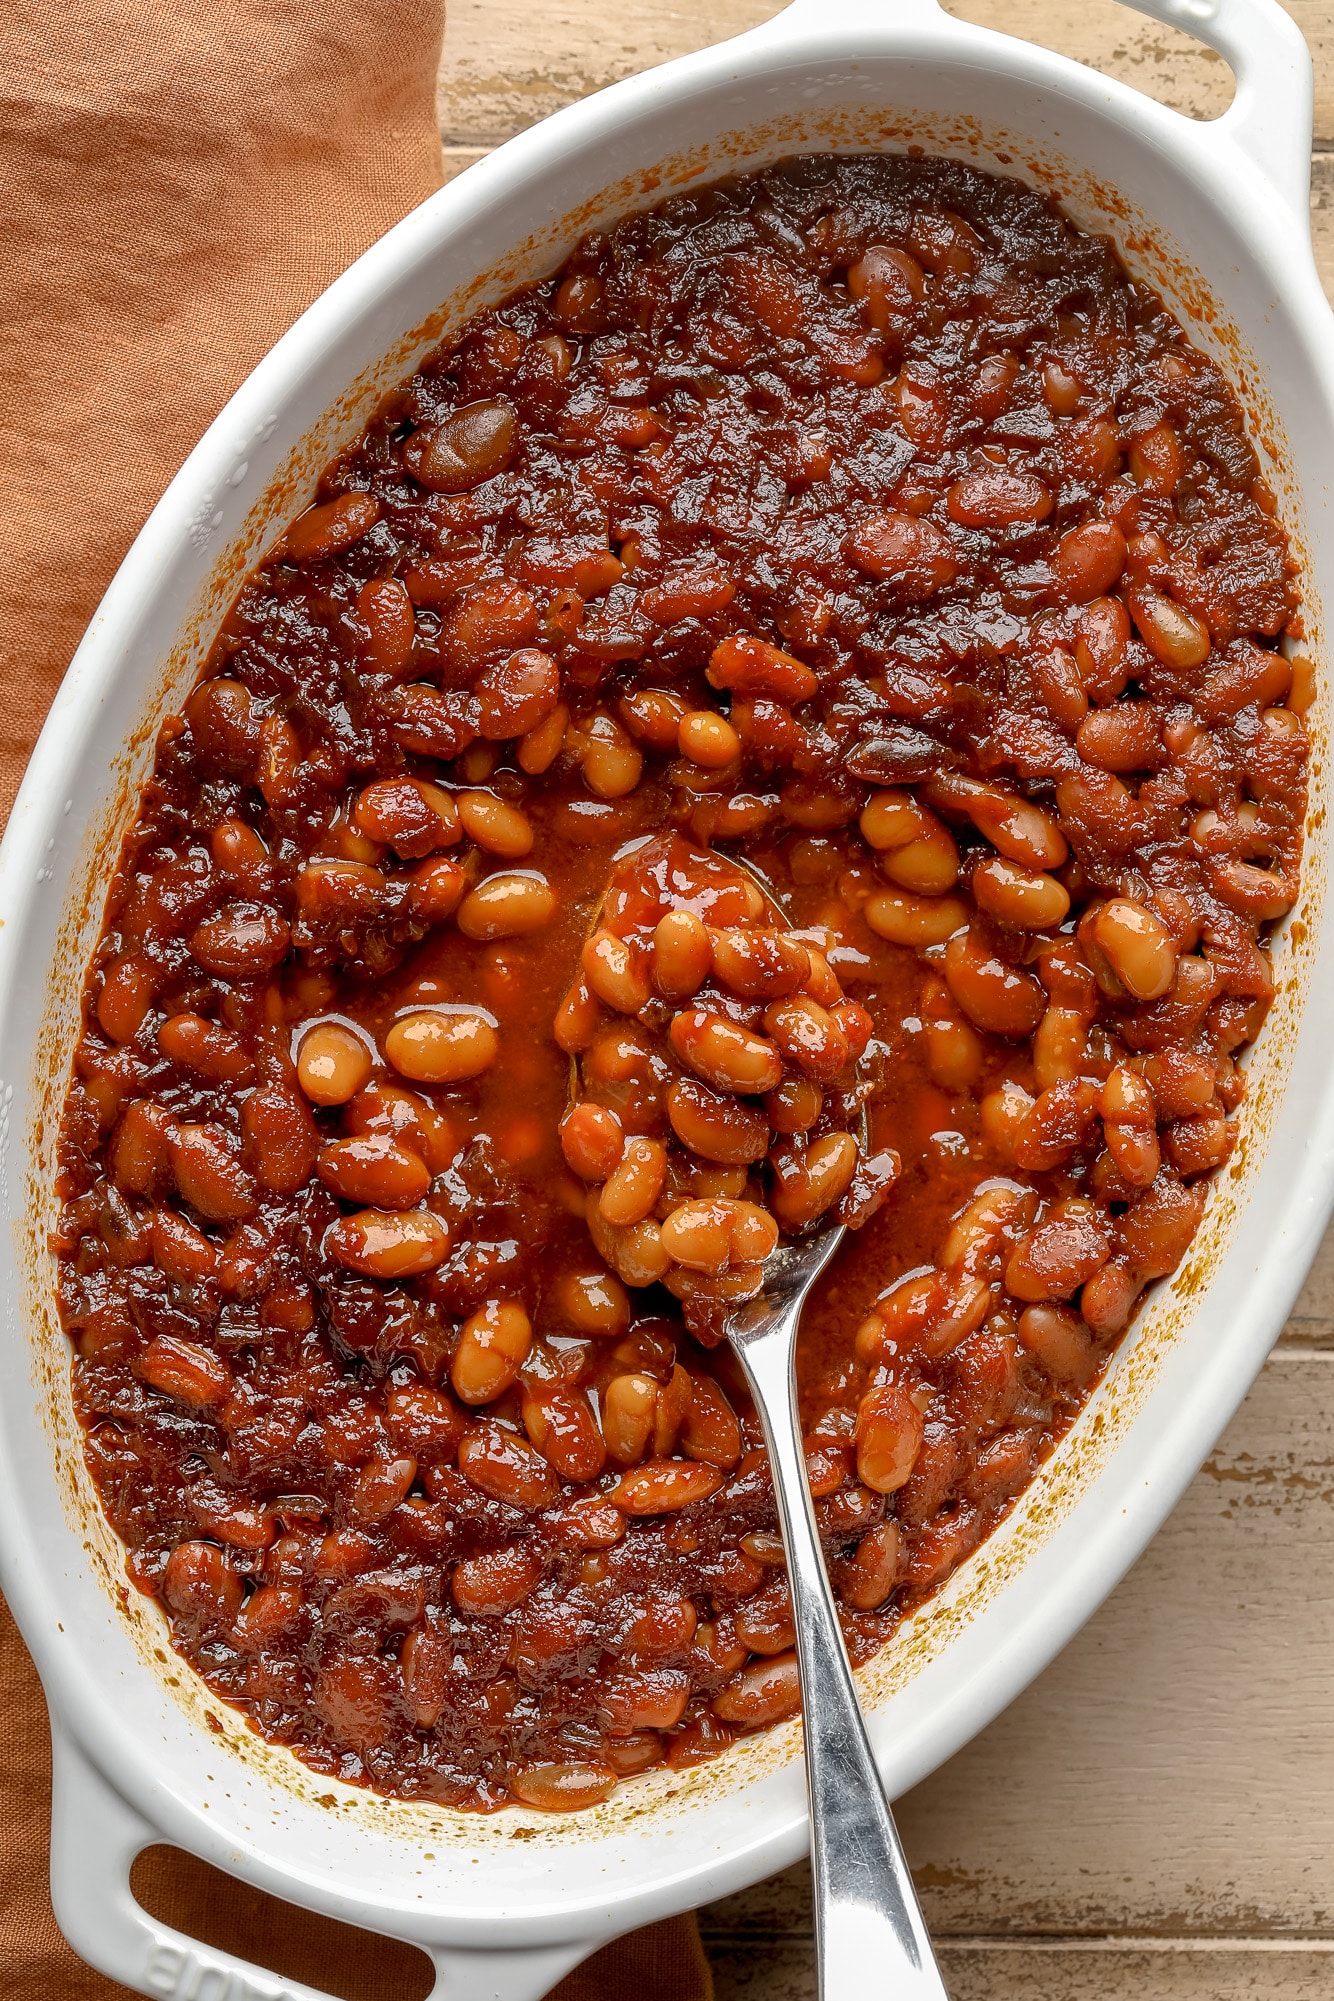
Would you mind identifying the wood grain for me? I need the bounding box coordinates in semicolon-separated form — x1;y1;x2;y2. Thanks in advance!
434;5;1334;1993
436;1;1334;148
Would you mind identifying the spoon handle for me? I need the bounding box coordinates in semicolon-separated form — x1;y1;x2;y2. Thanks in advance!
735;1326;951;2001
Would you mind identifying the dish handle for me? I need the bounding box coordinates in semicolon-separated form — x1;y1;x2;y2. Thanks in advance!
49;1721;596;2001
1123;0;1314;218
762;0;1312;222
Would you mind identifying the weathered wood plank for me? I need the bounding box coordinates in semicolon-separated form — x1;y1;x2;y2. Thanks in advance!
706;1938;1334;2000
436;0;1334;149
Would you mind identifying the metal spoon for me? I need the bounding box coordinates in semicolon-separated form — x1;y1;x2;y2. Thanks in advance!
726;1235;950;2001
572;835;947;1993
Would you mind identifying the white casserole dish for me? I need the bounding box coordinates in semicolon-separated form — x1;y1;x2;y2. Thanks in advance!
0;0;1328;1994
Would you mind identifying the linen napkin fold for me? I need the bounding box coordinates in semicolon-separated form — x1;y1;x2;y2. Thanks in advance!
0;6;713;1995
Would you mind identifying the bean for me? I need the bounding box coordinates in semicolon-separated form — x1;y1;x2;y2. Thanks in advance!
878;816;959;895
97;954;158;1043
185;677;260;774
855;1383;926;1494
151;1208;218;1282
475;648;560;740
1209;858;1293;920
845;510;959;596
511;1762;618;1813
461;1423;560;1516
547;1267;632;1337
972;855;1070;931
1031;1004;1088;1091
711;928;810;1001
836;1521;902;1610
603;1373;660;1465
619;687;691;748
770;1131;858;1231
956;782;1067;870
1016;1304;1099;1384
944;927;1045;1038
163;1542;244;1630
1073;596;1131;702
457;870;555;939
406;857;467;927
660;1199;734;1274
453;1544;545;1619
282;491;380;561
947;465;1052;528
763;995;851;1082
1041;357;1082;414
922;972;985;1088
385;1006;498;1083
457;790;533;859
317;1134;430;1209
712;1651;801;1726
159;1012;254;1084
730;1201;780;1264
583;928;652;1014
1141;1051;1218;1119
669;1008;783;1095
137;1334;232;1410
1080;1259;1142;1338
735;1575;796;1654
343;1083;457;1175
1033;644;1088;727
1198;644;1292;721
1101;1067;1160;1187
294;1024;374;1104
707;633;818;704
210;818;271;892
599;1675;690;1737
667;1076;770;1165
523;1379;607;1482
1006;1212;1110;1303
554;268;605;330
356;577;415;678
345;1454;417;1528
169;1123;256;1222
326;1207;450;1279
256;712;304;807
859;788;927;851
1076;702;1164;773
553;973;607;1054
765;1075;824;1134
612;1459;725;1514
1129;587;1210;670
1164;1111;1233;1178
1129;421;1183;495
189;904;291;981
848;243;925;332
295;859;388;926
516;699;570;775
679;710;741;768
1053;520;1126;601
652;909;713;1000
354;776;460;858
600;1137;668;1227
941;1182;1036;1271
561;1102;625;1181
864;888;969;948
451;1299;533;1404
1090;900;1176;1000
240;1083;320;1195
403;398;516;492
581;713;643;799
973;349;1021;418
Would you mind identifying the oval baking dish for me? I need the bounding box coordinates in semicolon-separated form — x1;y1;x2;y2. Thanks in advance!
0;0;1330;1996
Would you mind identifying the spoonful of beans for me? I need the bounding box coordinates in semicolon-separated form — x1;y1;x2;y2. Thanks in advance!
558;832;949;2001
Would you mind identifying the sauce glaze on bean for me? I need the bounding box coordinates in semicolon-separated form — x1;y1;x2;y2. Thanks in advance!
53;150;1306;1810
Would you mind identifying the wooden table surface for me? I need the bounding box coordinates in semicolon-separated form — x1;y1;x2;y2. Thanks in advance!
437;7;1334;1994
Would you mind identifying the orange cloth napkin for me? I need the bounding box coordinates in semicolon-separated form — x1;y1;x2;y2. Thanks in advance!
0;6;713;1996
